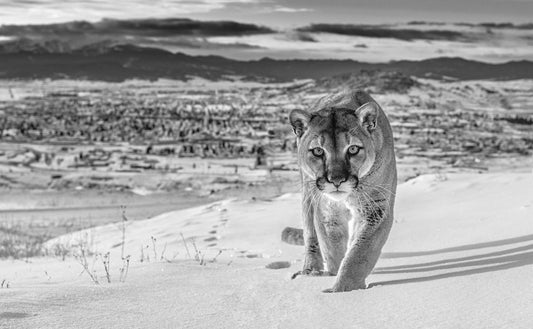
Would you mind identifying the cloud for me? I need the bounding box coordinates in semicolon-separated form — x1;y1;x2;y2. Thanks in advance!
272;5;313;13
0;18;274;37
0;18;270;53
0;0;261;25
298;24;467;41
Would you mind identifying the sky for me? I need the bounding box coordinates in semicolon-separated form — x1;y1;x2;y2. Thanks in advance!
0;0;532;27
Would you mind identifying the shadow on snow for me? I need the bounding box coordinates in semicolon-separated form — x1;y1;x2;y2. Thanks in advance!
370;233;533;287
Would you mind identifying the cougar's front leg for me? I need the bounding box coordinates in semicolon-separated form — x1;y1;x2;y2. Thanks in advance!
325;203;393;292
314;201;349;276
292;195;324;279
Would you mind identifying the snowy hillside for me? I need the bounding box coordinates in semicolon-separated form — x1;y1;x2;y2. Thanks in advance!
1;172;533;328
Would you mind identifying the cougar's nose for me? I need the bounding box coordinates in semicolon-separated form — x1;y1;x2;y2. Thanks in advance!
327;175;347;188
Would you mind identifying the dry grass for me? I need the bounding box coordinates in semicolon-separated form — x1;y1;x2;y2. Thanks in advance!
0;214;97;259
1;203;223;287
74;246;99;284
180;233;223;266
119;255;130;282
102;252;111;283
0;223;49;259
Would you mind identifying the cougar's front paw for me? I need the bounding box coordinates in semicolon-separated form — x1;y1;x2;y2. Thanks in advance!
291;269;332;280
323;280;366;293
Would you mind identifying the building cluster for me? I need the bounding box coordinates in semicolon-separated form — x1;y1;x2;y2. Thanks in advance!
0;84;531;171
389;107;532;159
0;91;297;160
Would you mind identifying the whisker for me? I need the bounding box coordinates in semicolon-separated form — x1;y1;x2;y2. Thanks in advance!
361;183;396;197
359;183;394;212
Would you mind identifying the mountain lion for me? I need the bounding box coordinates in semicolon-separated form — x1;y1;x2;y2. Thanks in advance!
285;89;397;292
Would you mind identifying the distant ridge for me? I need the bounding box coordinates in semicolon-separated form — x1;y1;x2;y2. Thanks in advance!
1;43;532;82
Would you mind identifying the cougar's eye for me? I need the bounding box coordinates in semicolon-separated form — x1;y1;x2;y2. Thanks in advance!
347;145;361;155
310;147;324;157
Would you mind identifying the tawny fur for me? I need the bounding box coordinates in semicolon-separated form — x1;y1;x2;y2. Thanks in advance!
286;89;397;293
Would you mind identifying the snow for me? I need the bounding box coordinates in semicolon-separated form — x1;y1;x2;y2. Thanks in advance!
1;172;533;328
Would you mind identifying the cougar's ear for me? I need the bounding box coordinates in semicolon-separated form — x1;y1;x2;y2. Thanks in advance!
289;109;311;137
355;102;379;133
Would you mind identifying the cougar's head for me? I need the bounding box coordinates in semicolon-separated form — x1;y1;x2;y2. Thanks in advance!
289;103;380;200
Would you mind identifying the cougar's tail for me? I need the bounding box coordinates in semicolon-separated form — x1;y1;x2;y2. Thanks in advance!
281;227;304;246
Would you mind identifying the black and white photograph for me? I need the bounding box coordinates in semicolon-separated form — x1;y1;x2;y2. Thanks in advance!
1;0;532;328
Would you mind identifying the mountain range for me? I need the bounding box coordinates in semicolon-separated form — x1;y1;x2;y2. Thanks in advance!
1;42;532;82
1;18;533;82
